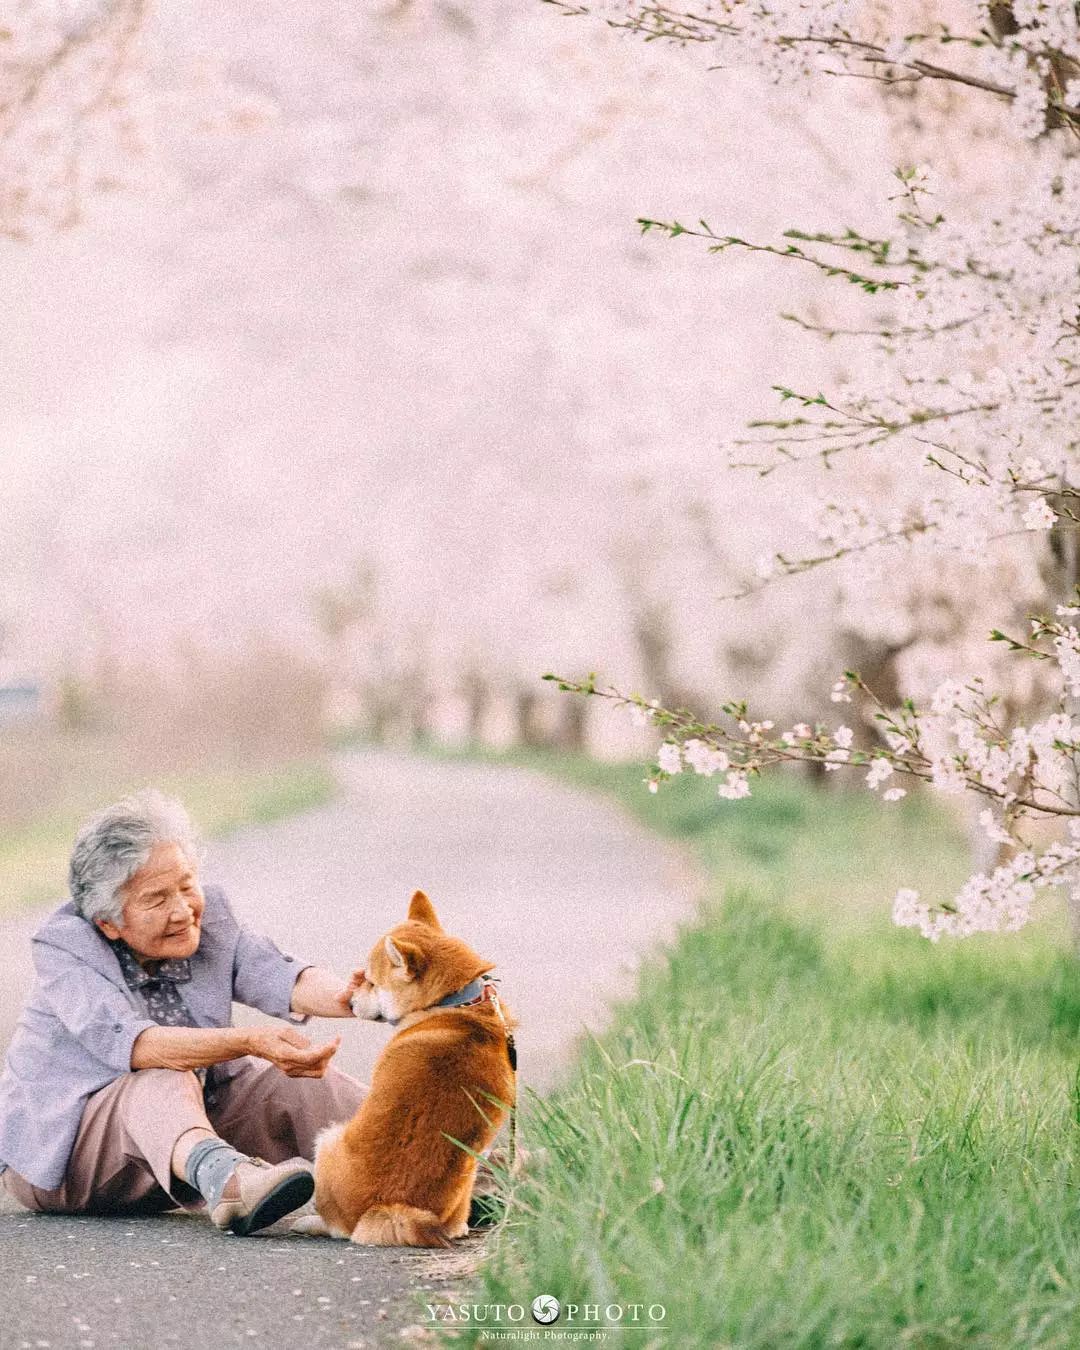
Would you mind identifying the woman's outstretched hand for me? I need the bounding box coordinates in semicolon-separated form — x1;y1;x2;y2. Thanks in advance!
248;1025;341;1077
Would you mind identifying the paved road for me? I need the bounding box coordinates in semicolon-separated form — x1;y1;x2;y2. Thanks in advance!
0;749;699;1349
0;1207;475;1349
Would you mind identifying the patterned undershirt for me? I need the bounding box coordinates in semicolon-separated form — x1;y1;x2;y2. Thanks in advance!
109;940;199;1027
109;939;213;1086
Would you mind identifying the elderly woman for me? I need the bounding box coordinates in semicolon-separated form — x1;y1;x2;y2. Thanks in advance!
0;790;367;1236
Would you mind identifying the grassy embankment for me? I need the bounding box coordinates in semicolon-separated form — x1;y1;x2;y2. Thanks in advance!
450;751;1080;1348
0;758;336;916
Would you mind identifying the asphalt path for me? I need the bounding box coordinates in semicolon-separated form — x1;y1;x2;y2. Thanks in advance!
0;749;699;1349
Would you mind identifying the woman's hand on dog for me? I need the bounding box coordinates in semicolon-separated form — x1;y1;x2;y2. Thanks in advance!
341;967;370;1016
247;1025;341;1077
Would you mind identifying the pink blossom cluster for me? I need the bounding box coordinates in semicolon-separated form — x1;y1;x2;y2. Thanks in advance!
892;833;1080;941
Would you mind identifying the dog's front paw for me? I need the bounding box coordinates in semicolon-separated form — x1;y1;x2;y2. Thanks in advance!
289;1214;332;1238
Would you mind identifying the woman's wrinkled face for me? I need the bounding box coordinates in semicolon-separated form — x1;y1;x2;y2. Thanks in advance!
96;841;205;963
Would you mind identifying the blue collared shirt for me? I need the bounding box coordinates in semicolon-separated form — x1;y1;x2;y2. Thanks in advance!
0;884;310;1190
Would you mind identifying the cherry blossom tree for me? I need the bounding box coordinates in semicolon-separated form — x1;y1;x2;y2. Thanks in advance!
0;0;152;237
547;2;1080;944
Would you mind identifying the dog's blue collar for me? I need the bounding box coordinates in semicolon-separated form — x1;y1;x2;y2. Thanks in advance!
435;975;489;1010
384;975;493;1026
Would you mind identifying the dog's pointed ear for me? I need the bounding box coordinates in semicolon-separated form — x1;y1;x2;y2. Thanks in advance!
408;890;443;931
384;935;424;978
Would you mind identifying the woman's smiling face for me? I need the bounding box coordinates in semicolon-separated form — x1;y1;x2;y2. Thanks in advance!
96;841;205;963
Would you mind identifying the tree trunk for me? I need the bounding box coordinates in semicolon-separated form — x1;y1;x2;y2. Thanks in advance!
1046;475;1080;954
555;693;588;752
515;688;547;749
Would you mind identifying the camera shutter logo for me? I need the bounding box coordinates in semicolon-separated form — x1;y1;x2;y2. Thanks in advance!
531;1295;561;1324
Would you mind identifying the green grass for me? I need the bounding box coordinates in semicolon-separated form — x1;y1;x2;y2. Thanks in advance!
0;758;337;915
438;749;1080;1348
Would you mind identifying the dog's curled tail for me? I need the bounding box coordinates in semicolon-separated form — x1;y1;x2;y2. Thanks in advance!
351;1203;453;1248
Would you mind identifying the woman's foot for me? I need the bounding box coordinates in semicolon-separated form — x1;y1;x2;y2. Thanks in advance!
209;1157;315;1235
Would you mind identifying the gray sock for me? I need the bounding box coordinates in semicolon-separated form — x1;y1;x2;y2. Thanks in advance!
184;1137;250;1210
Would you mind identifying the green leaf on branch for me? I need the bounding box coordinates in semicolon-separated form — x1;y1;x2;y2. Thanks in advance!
988;629;1051;659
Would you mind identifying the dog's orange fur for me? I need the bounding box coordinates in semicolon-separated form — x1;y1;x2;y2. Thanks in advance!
312;890;517;1247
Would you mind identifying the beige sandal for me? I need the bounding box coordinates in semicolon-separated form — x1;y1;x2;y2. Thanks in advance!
209;1157;315;1236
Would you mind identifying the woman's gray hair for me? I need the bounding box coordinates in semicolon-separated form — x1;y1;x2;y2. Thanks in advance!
68;789;202;927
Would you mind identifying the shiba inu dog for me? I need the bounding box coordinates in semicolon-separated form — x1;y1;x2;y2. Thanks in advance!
309;889;517;1247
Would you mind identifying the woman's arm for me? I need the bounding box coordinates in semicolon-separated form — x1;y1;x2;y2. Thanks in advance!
130;1024;251;1071
131;1023;341;1077
289;965;362;1018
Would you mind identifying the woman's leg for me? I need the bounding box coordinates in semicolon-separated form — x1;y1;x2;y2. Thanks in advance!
4;1068;212;1215
207;1056;367;1163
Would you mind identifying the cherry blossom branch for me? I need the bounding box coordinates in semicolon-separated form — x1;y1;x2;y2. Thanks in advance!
779;310;981;343
637;218;909;294
545;3;1080;132
723;522;933;600
543;630;1080;940
539;666;1078;814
